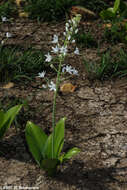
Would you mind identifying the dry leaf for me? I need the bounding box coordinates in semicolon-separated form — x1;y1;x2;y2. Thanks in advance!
2;82;14;89
60;83;77;93
19;11;29;18
103;23;112;28
15;0;22;6
103;19;127;29
70;6;96;18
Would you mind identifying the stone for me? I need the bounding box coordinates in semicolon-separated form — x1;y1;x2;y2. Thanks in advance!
77;87;98;100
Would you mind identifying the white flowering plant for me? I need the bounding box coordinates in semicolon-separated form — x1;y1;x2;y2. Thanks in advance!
25;14;81;176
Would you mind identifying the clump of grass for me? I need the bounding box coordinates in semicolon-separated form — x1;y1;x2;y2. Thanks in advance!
78;0;109;13
74;31;97;48
24;0;108;21
0;96;31;130
0;1;17;18
24;0;74;21
104;20;127;44
0;0;108;21
84;49;127;80
0;45;47;83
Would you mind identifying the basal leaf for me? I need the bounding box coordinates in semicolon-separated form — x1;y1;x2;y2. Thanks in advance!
25;121;47;165
0;110;5;129
53;117;65;158
43;134;53;159
43;117;65;159
100;9;115;20
0;105;22;140
40;158;59;176
113;0;120;14
4;104;22;127
63;147;80;161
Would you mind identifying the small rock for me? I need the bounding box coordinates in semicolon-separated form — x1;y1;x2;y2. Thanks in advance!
77;87;98;100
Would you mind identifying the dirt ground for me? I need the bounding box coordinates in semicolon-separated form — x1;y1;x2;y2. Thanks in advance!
0;18;127;190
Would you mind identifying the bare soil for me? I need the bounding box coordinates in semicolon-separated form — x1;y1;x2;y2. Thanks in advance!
0;18;127;190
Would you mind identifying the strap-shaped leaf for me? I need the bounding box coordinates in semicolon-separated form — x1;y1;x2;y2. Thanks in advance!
63;147;80;161
43;134;52;158
113;0;120;14
5;105;22;124
43;117;65;159
25;121;47;165
40;158;59;176
53;117;65;158
0;105;22;140
0;111;5;129
100;9;115;20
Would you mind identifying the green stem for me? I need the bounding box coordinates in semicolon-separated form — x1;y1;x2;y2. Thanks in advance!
52;56;63;158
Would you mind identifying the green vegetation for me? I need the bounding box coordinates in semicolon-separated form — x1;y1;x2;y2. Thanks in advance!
100;0;127;20
0;104;22;140
75;31;97;48
84;49;127;80
0;0;109;21
0;46;46;83
25;118;80;175
0;1;18;18
104;20;127;44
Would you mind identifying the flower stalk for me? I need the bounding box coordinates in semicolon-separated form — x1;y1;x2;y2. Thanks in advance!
44;14;81;159
52;56;63;158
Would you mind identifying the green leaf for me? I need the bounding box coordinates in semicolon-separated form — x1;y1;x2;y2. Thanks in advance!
0;105;22;140
63;147;80;161
125;35;127;42
43;118;65;158
43;133;52;159
113;0;120;14
0;111;5;129
100;9;115;20
25;121;47;165
4;104;22;126
107;7;114;13
40;158;59;176
53;117;65;158
43;117;65;159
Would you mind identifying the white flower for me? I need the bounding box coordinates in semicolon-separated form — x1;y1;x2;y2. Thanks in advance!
65;26;69;32
42;84;47;89
70;27;73;32
1;16;8;22
72;68;78;75
60;46;68;56
51;45;59;53
6;32;12;38
72;39;75;43
38;71;46;78
1;40;4;45
65;65;73;74
62;66;66;73
68;20;72;24
66;23;69;28
63;32;66;36
67;35;71;41
48;81;56;91
52;34;58;44
75;28;78;34
45;52;52;62
74;47;79;55
62;65;78;75
72;18;76;26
